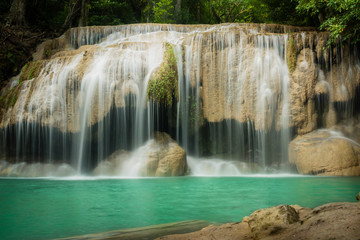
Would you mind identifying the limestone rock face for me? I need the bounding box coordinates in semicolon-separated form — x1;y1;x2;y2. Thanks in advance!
1;24;359;135
289;48;318;134
144;132;188;177
289;129;360;176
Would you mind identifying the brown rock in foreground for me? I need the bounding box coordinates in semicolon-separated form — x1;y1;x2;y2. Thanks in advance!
157;202;360;240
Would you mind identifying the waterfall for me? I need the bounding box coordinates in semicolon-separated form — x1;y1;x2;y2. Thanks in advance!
1;23;359;176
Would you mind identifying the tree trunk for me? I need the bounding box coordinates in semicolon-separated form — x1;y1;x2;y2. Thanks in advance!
78;0;89;27
7;0;27;26
60;0;81;34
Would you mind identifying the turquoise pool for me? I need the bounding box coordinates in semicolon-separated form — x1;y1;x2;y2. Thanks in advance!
0;176;359;239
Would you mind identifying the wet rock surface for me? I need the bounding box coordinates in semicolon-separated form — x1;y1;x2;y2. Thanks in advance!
2;23;359;133
157;202;360;240
0;160;76;177
145;132;188;177
93;132;188;177
289;127;360;176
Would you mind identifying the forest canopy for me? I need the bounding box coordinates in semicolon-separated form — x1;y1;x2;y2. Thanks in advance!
0;0;359;89
1;0;359;44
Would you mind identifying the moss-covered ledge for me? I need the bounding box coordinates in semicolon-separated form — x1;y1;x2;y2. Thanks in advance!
0;60;44;112
286;35;297;74
147;42;178;106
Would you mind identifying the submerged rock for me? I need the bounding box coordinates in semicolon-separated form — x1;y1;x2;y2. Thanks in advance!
289;129;360;176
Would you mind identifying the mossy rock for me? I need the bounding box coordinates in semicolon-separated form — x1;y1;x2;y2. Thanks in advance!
0;81;24;110
0;59;42;111
147;42;178;106
19;60;44;82
286;35;297;74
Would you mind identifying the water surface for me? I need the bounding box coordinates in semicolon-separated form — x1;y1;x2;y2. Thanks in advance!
0;176;359;240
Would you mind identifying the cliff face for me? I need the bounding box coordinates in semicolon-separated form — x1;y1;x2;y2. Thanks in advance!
0;23;359;173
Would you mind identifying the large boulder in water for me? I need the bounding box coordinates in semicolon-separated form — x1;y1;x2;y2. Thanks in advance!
93;132;188;177
145;132;188;177
289;130;360;176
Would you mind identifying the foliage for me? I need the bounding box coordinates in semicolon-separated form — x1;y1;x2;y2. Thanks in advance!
296;0;360;44
206;0;269;23
261;0;308;25
206;0;253;23
200;0;309;25
153;0;175;23
0;0;11;19
1;0;323;30
88;0;136;25
147;43;178;106
25;0;68;30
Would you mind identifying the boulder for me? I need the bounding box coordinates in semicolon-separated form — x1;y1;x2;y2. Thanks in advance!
93;132;188;177
289;130;360;176
144;132;188;177
242;205;299;239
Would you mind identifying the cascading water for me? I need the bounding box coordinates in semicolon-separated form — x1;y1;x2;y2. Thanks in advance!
1;23;359;177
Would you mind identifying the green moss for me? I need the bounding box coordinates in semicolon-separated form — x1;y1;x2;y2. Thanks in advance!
45;49;52;58
28;61;40;79
18;63;28;83
0;82;23;110
185;95;205;134
147;42;178;106
19;61;42;82
8;88;19;108
286;35;297;74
